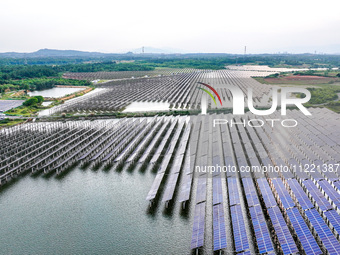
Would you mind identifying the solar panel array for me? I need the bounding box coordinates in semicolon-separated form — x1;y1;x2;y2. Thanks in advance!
287;207;322;255
2;92;340;254
52;69;274;114
231;205;250;253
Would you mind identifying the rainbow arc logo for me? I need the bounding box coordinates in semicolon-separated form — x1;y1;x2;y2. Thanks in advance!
197;82;222;106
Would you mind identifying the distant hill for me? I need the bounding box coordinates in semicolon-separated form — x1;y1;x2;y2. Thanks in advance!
0;48;111;58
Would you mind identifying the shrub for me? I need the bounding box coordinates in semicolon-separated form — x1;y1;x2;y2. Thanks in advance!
23;97;38;106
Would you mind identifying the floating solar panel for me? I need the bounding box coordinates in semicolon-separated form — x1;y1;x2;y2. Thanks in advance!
191;202;206;249
213;177;223;205
334;181;340;192
267;206;298;254
287;179;314;210
228;178;240;206
162;173;179;203
249;205;274;254
271;178;295;210
230;204;250;252
242;178;260;207
213;203;227;251
324;209;340;237
257;178;277;208
178;173;193;203
286;207;322;255
305;208;340;254
303;180;333;212
146;173;164;201
318;180;340;209
196;176;207;204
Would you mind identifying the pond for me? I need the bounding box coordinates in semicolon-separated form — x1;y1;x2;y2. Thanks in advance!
123;101;170;112
28;87;85;98
0;166;191;254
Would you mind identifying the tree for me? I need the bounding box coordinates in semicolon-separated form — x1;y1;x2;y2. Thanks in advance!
34;96;44;104
337;73;340;77
23;97;38;106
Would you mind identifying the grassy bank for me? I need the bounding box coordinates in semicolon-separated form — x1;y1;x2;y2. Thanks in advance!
0;118;25;127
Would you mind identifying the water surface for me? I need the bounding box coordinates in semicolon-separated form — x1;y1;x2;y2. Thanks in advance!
0;167;191;254
28;87;84;98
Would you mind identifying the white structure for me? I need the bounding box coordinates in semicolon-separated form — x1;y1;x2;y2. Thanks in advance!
0;111;5;120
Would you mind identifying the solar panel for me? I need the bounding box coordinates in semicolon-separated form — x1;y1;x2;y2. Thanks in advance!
267;206;298;254
287;179;314;210
249;205;274;254
228;178;240;206
242;178;260;207
213;203;227;251
191;202;206;249
324;209;340;238
334;181;340;192
271;178;295;210
303;180;332;212
146;173;164;201
231;204;250;252
286;207;322;255
213;177;223;205
318;180;340;209
257;178;277;208
196;176;207;204
305;208;340;254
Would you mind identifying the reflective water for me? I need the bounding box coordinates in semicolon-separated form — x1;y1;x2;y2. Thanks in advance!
28;87;84;98
0;167;191;254
42;101;53;106
123;102;170;112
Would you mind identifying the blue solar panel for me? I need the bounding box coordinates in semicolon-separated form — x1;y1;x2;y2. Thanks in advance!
257;178;277;208
303;180;332;212
213;204;227;251
305;208;340;254
333;181;340;192
230;204;250;252
318;180;340;209
324;210;340;237
249;205;274;254
242;178;260;207
286;207;322;255
272;178;295;209
287;179;314;210
191;202;206;249
267;206;298;254
213;177;223;205
196;176;207;204
228;178;240;206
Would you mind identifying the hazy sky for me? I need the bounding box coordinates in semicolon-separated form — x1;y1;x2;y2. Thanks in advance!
1;0;340;54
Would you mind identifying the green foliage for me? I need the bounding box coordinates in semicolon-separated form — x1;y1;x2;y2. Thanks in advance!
34;96;44;103
293;70;316;76
266;73;279;78
140;59;228;69
1;78;91;92
337;73;340;77
23;97;39;106
297;87;340;104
